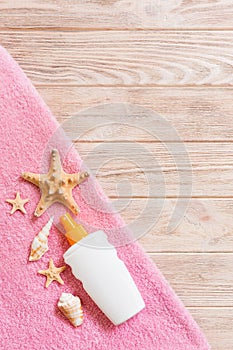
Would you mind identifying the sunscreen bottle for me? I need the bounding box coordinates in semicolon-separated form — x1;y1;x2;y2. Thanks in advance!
60;213;145;326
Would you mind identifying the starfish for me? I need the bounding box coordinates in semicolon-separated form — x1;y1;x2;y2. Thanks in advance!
21;148;89;217
38;258;66;288
6;192;29;214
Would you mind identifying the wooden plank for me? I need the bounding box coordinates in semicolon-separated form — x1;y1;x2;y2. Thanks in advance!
2;30;233;86
149;253;233;307
188;308;233;350
71;142;233;197
1;1;233;29
110;199;233;252
38;86;233;142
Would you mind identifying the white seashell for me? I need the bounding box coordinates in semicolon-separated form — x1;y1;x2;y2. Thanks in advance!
58;293;84;327
29;216;54;261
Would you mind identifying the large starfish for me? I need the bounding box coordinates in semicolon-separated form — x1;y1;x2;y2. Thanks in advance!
22;149;89;217
6;192;29;214
38;259;66;288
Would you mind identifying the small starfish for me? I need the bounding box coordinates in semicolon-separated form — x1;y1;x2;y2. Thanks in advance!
6;192;29;214
22;148;89;217
38;258;66;288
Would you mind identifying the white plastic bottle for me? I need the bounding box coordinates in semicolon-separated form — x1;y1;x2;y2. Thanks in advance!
60;213;145;326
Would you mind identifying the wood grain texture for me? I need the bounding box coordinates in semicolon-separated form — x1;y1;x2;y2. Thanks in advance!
189;308;233;350
1;0;233;29
74;142;233;197
2;30;233;86
149;253;233;307
112;199;233;252
38;86;233;142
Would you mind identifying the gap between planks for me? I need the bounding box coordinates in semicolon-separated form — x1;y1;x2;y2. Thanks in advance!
72;140;233;144
147;252;233;254
35;84;233;88
3;27;233;32
188;306;233;309
108;196;233;198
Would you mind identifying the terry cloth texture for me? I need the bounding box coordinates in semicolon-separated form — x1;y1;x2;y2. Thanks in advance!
0;46;210;350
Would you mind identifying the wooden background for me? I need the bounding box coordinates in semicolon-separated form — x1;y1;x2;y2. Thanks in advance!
1;1;233;348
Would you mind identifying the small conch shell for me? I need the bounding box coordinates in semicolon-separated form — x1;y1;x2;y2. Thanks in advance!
29;216;54;261
58;293;84;327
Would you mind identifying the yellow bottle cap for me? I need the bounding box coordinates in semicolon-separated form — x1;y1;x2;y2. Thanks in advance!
60;213;88;245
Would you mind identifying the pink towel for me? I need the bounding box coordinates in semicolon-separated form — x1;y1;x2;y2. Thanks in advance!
0;46;210;350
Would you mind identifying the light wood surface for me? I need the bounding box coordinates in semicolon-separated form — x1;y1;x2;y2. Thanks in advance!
38;86;233;141
1;31;233;86
76;142;233;197
2;1;233;348
1;0;233;29
187;308;233;350
116;199;233;253
150;253;233;307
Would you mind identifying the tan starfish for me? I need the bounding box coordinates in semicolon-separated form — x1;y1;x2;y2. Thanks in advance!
38;258;66;288
21;148;89;217
6;192;29;214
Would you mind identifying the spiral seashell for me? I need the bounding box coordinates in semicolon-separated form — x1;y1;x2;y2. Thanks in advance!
58;293;84;327
29;216;54;261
